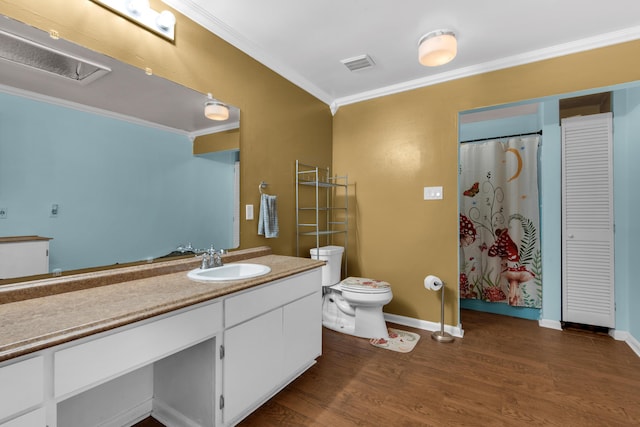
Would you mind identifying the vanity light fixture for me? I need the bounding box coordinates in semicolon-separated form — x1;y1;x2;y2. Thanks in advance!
204;93;230;121
90;0;176;41
0;29;111;84
418;30;457;67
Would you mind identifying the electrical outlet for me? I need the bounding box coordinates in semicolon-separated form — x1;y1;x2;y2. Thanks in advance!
0;207;7;219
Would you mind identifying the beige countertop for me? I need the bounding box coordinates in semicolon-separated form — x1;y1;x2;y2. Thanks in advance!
0;247;324;363
0;235;52;243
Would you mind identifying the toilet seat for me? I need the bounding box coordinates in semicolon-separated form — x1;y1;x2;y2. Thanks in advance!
337;277;391;294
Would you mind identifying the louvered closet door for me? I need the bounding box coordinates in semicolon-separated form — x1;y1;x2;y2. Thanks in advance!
561;113;614;328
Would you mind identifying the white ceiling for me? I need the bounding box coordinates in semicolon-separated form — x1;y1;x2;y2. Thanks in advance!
163;0;640;110
2;2;639;133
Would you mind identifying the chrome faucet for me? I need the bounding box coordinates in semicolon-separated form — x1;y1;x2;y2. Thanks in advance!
200;245;224;269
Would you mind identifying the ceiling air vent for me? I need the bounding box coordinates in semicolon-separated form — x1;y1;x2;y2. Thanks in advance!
341;54;375;72
0;29;110;85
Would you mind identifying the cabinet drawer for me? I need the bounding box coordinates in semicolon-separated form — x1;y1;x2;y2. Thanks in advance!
54;301;222;399
0;356;43;422
225;268;321;328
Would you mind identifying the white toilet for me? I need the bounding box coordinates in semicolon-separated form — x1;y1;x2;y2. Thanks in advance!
311;246;393;339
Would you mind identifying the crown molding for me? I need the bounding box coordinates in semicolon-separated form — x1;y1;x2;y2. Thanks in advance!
164;3;640;114
161;0;334;105
331;25;640;112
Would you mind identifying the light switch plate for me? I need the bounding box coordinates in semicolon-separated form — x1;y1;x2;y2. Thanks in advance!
245;204;254;220
424;186;443;200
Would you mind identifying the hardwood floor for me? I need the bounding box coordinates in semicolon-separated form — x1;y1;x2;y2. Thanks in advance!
240;310;640;426
138;309;640;426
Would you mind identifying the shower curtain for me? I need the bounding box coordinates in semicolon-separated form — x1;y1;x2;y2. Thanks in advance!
459;135;541;308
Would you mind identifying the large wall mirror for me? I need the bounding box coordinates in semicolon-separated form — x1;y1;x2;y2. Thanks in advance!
0;16;240;281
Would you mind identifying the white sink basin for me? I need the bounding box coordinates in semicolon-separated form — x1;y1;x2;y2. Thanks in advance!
187;263;271;282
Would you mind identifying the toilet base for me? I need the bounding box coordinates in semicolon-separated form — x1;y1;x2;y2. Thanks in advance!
322;291;389;339
353;306;389;339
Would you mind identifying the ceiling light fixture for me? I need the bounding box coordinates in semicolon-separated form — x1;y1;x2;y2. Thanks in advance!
418;30;457;67
90;0;176;41
204;94;230;121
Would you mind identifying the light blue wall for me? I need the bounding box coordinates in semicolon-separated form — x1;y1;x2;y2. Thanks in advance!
539;100;562;323
0;92;236;273
458;111;540;142
460;85;640;341
613;86;640;337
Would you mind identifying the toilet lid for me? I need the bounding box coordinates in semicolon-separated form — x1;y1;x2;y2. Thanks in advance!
339;277;391;294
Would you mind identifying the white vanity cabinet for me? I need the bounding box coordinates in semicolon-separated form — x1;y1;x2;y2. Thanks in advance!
222;268;322;425
0;262;322;427
53;301;223;400
54;300;223;427
0;236;51;279
0;356;44;426
0;408;46;427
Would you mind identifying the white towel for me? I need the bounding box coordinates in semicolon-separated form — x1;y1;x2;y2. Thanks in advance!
258;193;279;238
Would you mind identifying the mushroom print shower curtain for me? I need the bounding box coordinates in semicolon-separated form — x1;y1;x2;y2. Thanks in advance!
459;135;542;308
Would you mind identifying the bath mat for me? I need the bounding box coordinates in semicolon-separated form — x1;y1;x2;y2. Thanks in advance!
369;328;420;353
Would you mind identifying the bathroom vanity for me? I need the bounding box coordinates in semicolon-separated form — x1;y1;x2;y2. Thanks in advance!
0;247;323;427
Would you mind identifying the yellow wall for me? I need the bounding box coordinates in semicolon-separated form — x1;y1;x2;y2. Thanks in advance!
0;0;332;256
194;129;240;154
333;42;640;326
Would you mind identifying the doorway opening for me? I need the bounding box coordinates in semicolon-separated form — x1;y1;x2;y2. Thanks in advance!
458;103;542;321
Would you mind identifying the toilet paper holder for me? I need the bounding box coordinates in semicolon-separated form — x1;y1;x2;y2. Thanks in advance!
424;275;455;343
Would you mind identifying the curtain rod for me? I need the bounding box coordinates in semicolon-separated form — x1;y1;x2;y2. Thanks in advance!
460;130;542;144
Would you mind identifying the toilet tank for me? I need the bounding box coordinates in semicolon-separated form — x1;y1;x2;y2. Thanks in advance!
310;245;344;286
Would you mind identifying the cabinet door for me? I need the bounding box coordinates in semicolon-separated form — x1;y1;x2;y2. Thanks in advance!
0;240;49;279
283;291;322;379
223;308;283;424
561;113;615;327
0;356;43;421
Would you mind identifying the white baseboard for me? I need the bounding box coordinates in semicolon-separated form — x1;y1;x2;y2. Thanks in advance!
609;328;626;340
98;399;153;427
626;333;640;358
384;312;464;338
539;318;562;330
609;329;640;358
538;318;640;359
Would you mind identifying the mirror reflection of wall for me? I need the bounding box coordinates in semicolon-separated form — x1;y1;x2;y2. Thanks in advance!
0;15;241;280
0;91;238;276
